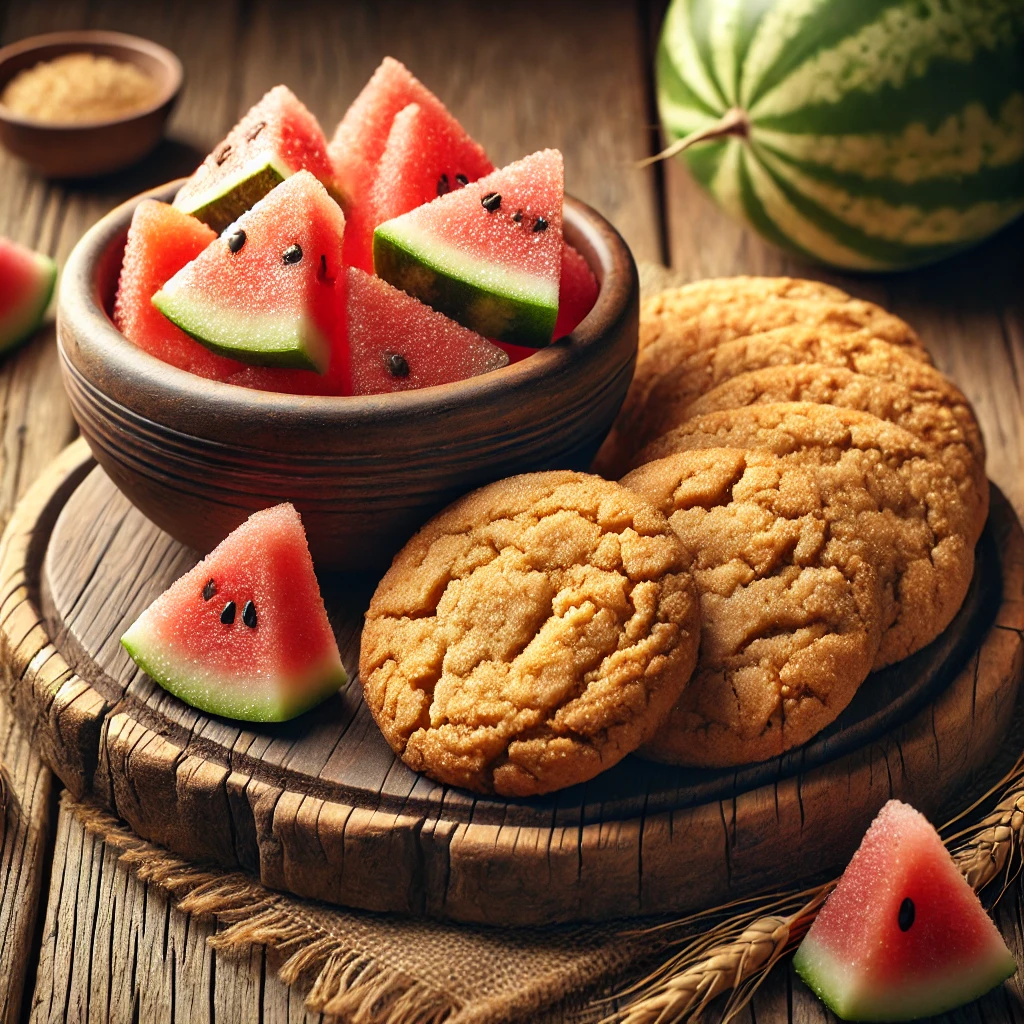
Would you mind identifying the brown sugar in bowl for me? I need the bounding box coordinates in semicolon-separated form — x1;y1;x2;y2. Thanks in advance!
0;31;182;178
57;181;638;570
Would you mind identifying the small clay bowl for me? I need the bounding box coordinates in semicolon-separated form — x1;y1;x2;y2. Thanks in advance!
57;181;638;571
0;31;182;178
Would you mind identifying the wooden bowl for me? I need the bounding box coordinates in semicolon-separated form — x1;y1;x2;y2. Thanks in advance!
57;181;639;570
0;31;182;178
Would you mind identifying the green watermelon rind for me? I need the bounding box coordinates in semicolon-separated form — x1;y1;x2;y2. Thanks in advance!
0;252;57;354
152;282;331;373
793;928;1017;1021
174;154;295;234
372;222;559;348
121;625;348;723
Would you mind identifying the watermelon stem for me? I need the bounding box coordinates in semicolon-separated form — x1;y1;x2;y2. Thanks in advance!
637;107;749;169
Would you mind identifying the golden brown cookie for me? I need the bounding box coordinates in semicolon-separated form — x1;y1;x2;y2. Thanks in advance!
632;403;974;669
359;471;702;797
595;284;928;477
621;447;887;766
680;364;988;544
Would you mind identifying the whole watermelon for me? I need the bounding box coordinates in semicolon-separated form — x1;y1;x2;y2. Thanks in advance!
656;0;1024;270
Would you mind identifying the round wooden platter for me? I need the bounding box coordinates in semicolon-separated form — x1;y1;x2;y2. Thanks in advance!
2;440;1023;927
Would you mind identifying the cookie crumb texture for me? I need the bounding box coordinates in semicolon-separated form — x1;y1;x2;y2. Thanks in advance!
359;471;701;797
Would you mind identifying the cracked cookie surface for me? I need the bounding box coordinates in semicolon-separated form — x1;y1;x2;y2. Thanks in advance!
679;363;988;544
359;471;701;797
621;447;887;766
594;282;927;477
632;403;974;669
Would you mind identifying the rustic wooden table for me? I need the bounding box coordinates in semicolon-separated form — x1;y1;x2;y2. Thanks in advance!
0;1;1021;1021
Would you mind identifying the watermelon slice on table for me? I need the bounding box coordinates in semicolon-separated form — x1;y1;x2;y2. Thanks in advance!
360;101;493;271
155;171;348;381
329;57;490;270
346;267;507;395
794;800;1016;1020
122;503;346;723
0;237;56;354
174;85;339;234
374;149;564;347
114;201;246;380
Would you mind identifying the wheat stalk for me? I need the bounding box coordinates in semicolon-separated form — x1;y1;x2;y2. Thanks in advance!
607;754;1024;1024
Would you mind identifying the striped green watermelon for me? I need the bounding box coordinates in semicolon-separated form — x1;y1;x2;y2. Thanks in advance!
656;0;1024;270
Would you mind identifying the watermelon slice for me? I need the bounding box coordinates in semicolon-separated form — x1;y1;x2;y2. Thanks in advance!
121;503;346;723
347;267;507;395
155;171;348;379
114;201;248;380
554;242;598;338
329;57;490;271
794;800;1016;1020
0;237;56;354
373;150;564;347
174;85;338;233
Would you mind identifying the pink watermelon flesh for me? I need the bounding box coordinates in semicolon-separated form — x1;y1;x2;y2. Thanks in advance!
356;101;493;272
329;57;488;270
0;237;56;353
794;800;1016;1020
114;201;248;380
373;149;564;347
155;171;349;383
346;267;507;394
174;85;338;233
121;503;346;723
554;242;598;338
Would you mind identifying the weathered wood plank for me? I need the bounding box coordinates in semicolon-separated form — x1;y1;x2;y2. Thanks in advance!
28;796;324;1024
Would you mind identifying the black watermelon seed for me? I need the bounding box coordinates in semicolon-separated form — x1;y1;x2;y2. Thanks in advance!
282;244;303;264
215;144;232;166
385;352;410;377
220;601;236;625
513;210;523;223
242;600;257;629
481;192;501;213
227;229;246;253
437;173;451;196
455;173;468;187
202;579;217;601
532;216;548;232
245;121;266;142
898;897;915;931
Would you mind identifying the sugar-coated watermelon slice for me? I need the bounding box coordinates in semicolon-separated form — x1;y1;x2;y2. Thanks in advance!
155;171;348;379
329;58;490;271
0;237;56;354
374;150;564;347
347;268;507;395
174;86;339;233
121;503;346;723
794;800;1016;1020
114;201;246;380
554;242;598;338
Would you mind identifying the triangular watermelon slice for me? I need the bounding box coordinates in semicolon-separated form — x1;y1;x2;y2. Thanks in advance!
329;57;490;270
373;150;564;347
794;800;1016;1020
346;267;507;394
114;201;246;380
174;85;339;233
359;101;493;272
155;171;348;378
554;242;598;338
121;503;346;723
0;237;56;354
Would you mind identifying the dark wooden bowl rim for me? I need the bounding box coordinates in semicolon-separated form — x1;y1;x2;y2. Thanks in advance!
0;30;183;129
58;180;634;444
